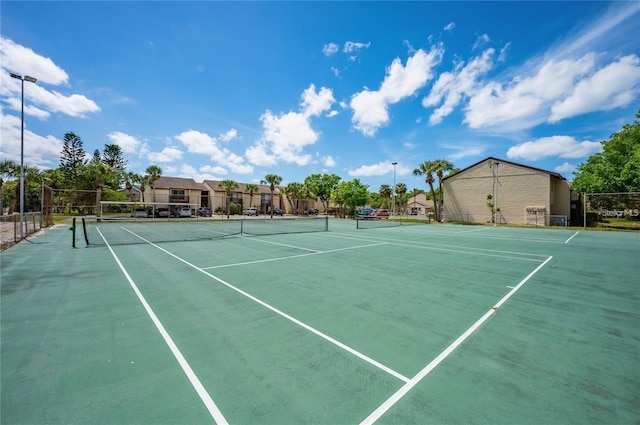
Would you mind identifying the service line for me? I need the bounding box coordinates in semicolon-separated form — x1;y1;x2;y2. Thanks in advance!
120;227;408;383
202;241;387;270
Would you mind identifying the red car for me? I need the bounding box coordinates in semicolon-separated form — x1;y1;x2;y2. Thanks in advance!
369;209;390;218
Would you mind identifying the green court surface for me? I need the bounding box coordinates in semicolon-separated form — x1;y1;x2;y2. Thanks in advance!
1;218;639;424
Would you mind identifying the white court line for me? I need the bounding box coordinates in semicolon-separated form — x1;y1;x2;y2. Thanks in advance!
565;231;579;244
360;255;553;424
247;237;320;252
119;227;409;383
454;227;492;234
325;233;547;263
97;228;228;425
203;242;387;270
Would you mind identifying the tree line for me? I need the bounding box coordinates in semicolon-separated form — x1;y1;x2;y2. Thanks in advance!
2;111;637;217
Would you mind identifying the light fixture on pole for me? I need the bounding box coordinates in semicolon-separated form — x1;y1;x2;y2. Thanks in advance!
391;162;397;217
10;72;38;240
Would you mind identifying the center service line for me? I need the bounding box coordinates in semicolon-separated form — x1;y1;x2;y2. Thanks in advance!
98;229;228;425
360;256;554;424
121;227;410;383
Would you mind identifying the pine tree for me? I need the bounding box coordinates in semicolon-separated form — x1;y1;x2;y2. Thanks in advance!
102;144;127;174
59;132;87;189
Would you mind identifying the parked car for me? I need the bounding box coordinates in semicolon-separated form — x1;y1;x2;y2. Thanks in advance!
307;208;319;215
272;207;284;216
357;208;372;218
369;209;390;218
154;207;170;218
131;207;148;218
243;207;258;216
197;207;212;217
178;207;192;218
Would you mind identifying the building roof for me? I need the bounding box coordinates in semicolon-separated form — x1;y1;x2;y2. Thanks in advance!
203;180;277;194
152;176;208;190
443;156;566;181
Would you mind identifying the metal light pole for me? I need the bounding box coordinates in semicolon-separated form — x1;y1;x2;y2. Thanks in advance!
391;162;397;217
10;73;38;240
494;161;499;226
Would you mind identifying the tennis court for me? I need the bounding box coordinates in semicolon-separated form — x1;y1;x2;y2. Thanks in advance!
2;218;638;424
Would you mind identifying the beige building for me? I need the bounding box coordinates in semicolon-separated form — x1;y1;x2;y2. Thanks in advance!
147;177;210;210
143;178;322;215
405;193;435;216
442;157;571;226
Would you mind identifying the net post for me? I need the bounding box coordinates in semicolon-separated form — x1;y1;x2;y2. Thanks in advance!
325;215;328;231
71;217;76;248
82;217;90;246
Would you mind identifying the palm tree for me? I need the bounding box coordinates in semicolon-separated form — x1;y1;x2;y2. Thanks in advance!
413;162;438;220
0;160;19;216
218;179;239;218
145;165;162;203
431;159;454;221
413;159;454;221
395;182;407;214
261;174;282;218
139;174;152;203
245;183;258;208
379;184;392;209
123;172;141;201
6;165;44;215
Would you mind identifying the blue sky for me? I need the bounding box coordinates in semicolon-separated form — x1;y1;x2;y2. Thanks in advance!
1;1;639;192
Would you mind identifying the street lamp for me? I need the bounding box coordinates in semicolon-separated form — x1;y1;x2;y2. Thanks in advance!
391;162;397;217
10;72;38;240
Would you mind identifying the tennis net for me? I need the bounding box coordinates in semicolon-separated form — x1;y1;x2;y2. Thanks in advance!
77;216;329;246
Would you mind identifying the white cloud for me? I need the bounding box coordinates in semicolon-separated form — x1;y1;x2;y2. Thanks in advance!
351;46;444;136
0;107;61;169
0;37;68;86
107;131;142;154
323;42;339;56
444;22;456;32
424;48;494;125
322;155;336;167
1;37;100;120
472;34;490;51
200;165;227;175
441;143;487;161
348;161;411;177
245;142;277;166
464;54;597;130
147;147;183;163
343;41;371;54
219;128;238;142
549;54;640;122
300;84;335;117
176;129;253;174
459;3;640;131
506;135;602;161
247;84;334;166
554;162;576;174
